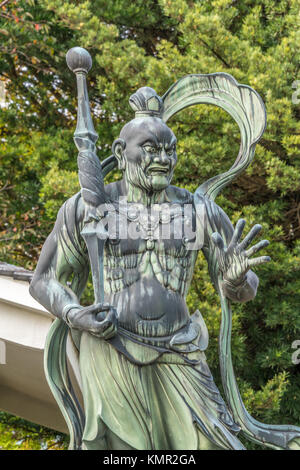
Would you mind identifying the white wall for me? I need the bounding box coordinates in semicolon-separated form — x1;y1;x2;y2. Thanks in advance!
0;275;82;433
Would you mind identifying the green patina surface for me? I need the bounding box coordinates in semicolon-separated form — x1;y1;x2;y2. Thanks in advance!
0;0;299;451
37;64;300;450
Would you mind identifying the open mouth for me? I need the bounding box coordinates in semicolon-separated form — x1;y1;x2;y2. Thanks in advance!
147;166;170;175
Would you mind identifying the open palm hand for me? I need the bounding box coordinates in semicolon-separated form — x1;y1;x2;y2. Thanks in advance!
211;219;271;284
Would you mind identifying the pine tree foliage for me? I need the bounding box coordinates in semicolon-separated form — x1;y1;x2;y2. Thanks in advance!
0;0;299;447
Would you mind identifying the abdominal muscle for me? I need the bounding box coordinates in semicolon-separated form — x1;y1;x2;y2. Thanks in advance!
106;276;190;338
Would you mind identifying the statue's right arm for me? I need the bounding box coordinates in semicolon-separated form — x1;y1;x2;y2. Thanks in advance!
29;197;86;319
29;195;117;339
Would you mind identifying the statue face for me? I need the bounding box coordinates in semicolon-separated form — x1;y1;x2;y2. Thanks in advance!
114;117;177;192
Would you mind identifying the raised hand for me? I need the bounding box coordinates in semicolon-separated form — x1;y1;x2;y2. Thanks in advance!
66;303;117;340
211;219;271;284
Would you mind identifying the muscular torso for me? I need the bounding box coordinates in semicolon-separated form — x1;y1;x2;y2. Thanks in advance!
31;179;258;336
102;183;199;337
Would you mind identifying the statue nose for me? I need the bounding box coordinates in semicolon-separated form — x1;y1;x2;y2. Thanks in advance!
154;150;169;165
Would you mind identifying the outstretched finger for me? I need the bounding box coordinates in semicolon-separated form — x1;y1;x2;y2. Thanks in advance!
228;219;246;250
239;224;262;250
248;255;271;267
245;240;270;258
211;232;225;251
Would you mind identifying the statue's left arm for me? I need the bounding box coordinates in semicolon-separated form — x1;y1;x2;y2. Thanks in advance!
199;197;270;303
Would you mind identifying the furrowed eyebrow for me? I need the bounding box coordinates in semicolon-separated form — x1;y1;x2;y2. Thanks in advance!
142;140;158;147
138;130;160;147
165;137;177;149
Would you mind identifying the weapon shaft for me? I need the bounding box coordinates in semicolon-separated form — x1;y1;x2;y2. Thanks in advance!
73;71;98;150
81;222;107;304
67;47;107;304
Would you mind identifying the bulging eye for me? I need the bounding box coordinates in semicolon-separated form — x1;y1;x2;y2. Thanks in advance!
144;145;157;153
166;146;175;156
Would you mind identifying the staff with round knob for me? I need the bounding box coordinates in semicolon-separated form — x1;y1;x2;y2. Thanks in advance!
66;46;104;208
66;47;107;306
66;47;98;147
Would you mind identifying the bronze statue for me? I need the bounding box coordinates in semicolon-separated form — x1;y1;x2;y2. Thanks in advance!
30;47;300;450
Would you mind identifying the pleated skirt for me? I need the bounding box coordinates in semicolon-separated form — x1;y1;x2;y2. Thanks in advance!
79;332;244;450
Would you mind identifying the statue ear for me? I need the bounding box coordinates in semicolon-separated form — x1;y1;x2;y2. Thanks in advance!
112;138;126;171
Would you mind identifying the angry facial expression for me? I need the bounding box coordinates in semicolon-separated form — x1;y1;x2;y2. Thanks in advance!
114;117;177;192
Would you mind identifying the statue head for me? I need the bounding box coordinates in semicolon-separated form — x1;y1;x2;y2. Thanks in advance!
112;87;177;193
